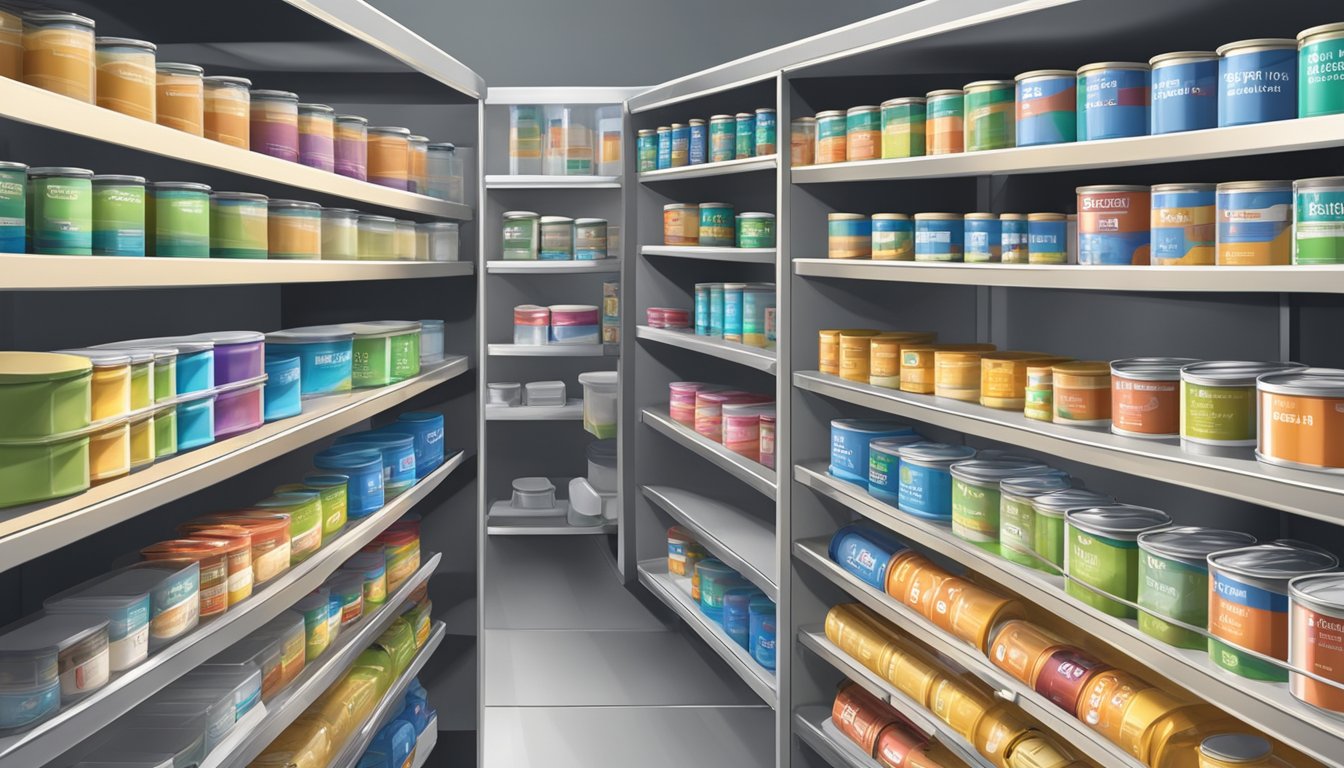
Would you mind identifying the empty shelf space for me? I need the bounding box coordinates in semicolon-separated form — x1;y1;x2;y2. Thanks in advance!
642;408;777;499
641;485;777;600
635;326;776;372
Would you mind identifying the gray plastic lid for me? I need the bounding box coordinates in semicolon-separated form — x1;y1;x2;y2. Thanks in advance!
586;439;617;467
0;613;109;654
29;167;94;179
212;191;268;203
95;37;156;51
92;174;146;185
896;442;976;465
151;181;211;193
343;320;421;338
1000;473;1072;498
949;459;1052;484
155;62;203;76
203;76;252;88
267;325;356;345
186;331;264;345
1181;360;1306;386
1032;488;1115;515
54;348;132;368
1209;540;1339;582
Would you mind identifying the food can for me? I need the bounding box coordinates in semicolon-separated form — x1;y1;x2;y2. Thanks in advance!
867;435;924;504
1015;69;1077;146
1110;357;1200;437
973;704;1034;766
663;203;699;246
736;212;775;249
637;128;657;172
901;343;995;395
926;89;964;155
1034;648;1111;713
29;167;94;255
1299;23;1344;118
502;210;539;260
981;353;1068;410
927;577;1024;652
1052;361;1112;426
828;213;871;259
1151;183;1216;265
1024;359;1065;421
988;619;1067;686
840;330;879;383
1077;185;1151;265
755;108;777;155
832;681;900;756
1199;733;1275;767
0;161;25;253
1216;180;1293;266
791;117;817;166
709;115;735;163
1208;541;1338;681
574;217;607;260
655;125;671;169
895;442;976;520
1180;361;1306;454
1149;51;1220;134
819;328;874;375
872;213;913;260
1217;39;1298;126
963;80;1015;151
1289;573;1344;713
688;119;707;165
963;212;1001;263
1026;488;1116;572
1077;62;1151;141
881;97;926;158
935;349;991;402
759;413;776;469
1137;526;1258;649
885;638;944;706
1065;504;1172;618
669;122;689;168
929;676;993;740
829;418;915;485
846;105;880;162
999;474;1073;570
914;213;964;262
869;331;937;388
1000;214;1028;263
735;112;756;159
722;282;746;342
92;174;146;257
1294;177;1344;264
538;215;574;260
815;109;847;164
1027;213;1069;264
1257;368;1344;471
698;202;735;247
829;525;908;590
950;459;1053;546
1077;669;1149;744
1009;735;1078;768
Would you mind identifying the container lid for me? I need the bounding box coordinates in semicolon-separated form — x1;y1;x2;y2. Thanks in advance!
0;613;109;654
186;330;264;346
828;213;866;220
1028;212;1066;221
0;161;26;171
1295;177;1344;193
722;402;775;418
549;304;598;313
203;75;253;87
1199;734;1273;763
897;442;976;464
368;125;412;136
734;112;755;118
358;214;397;224
914;212;961;220
342;320;421;338
755;107;776;114
1077;184;1149;194
254;491;321;510
1032;488;1115;514
525;380;566;392
103;338;213;355
539;216;573;224
1216;39;1297;55
586;439;617;467
250;89;299;101
212;191;268;203
699;202;731;209
738;212;774;220
269;199;320;211
963;212;998;220
1149;50;1219;65
151;181;211;193
695;559;736;578
1065;504;1172;540
1209;540;1339;581
830;418;914;435
964;79;1014;90
926;89;964;97
792;116;817;124
1000;473;1072;498
427;142;456;151
867;435;925;456
1015;69;1076;80
1138;527;1258;567
872;213;911;221
96;36;156;51
1000;213;1026;220
44;568;158;610
90;175;148;187
574;217;606;226
1216;180;1292;192
880;97;926;107
638;129;656;135
314;447;382;471
949;459;1052;484
142;537;233;560
664;203;697;210
23;11;94;27
1180;360;1305;386
512;477;554;494
299;103;335;114
53;348;132;369
1289;573;1344;616
1257;368;1344;397
1110;357;1201;381
1077;61;1150;73
0;351;92;384
709;114;735;121
669;122;685;129
846;105;878;113
488;382;521;391
578;371;617;386
156;62;203;76
29;167;94;179
1052;361;1110;376
1299;22;1344;42
336;114;369;124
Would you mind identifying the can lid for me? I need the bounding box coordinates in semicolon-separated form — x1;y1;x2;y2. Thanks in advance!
92;174;146;185
428;142;456;151
1150;182;1216;194
949;459;1053;483
963;79;1014;90
1148;50;1219;66
699;202;732;209
827;213;866;220
156;62;203;76
1294;176;1344;192
1052;360;1110;376
53;348;132;368
896;441;977;463
1077;61;1150;74
342;320;421;337
1138;526;1258;566
1014;69;1076;80
735;112;754;118
637;129;656;135
266;325;356;344
670;122;685;129
1110;357;1201;381
1210;541;1339;580
1289;573;1344;615
539;215;573;224
755;108;776;114
203;75;252;88
880;97;926;107
151;181;211;192
1000;213;1026;220
186;330;265;346
1181;360;1305;386
792;116;817;124
101;337;213;354
814;110;846;119
29;167;94;179
1216;180;1293;192
872;213;910;220
1077;184;1149;194
358;214;397;224
407;134;429;143
503;210;539;219
250;89;299;101
926;89;965;97
656;125;670;131
550;303;599;313
212;191;268;203
963;212;997;220
368;125;412;136
663;203;697;210
96;37;156;51
688;118;705;125
830;418;912;435
1027;212;1066;221
845;105;879;113
23;11;94;27
1216;38;1298;55
738;212;774;219
1299;22;1344;43
999;473;1072;498
269;199;321;211
1199;734;1273;763
914;212;961;220
1032;488;1115;514
1257;367;1344;397
1066;504;1171;539
336;114;369;124
298;103;335;114
868;434;925;456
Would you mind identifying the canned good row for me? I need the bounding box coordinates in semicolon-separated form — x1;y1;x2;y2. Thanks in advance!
508;104;623;177
828;524;1321;765
637;108;776;172
688;282;776;348
668;382;775;467
827;177;1343;266
668;528;775;669
793;22;1344;166
0;8;463;197
821;329;1344;473
0;163;458;260
664;203;776;248
501;211;614;260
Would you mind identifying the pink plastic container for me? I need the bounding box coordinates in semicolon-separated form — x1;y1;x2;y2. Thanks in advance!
722;402;775;461
250;90;300;163
550;305;600;326
760;413;777;469
669;382;715;426
695;390;771;442
648;307;690;329
298;103;335;172
215;377;266;438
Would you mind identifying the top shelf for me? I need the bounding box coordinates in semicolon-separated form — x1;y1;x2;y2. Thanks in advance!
639;155;777;183
0;79;472;220
792;114;1344;184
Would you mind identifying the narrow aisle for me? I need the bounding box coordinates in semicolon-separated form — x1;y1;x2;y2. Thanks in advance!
481;537;773;768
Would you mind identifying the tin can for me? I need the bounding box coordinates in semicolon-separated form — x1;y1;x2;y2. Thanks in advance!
0;162;26;253
929;677;993;740
1024;360;1061;422
755;108;776;155
950;458;1053;545
1181;360;1306;454
669;122;689;168
538;215;573;260
880;98;926;158
694;283;712;335
1217;180;1293;265
709;115;735;163
894;442;977;520
1151;183;1216;265
1217;39;1298;126
829;213;871;259
832;681;900;756
1110;357;1200;438
1027;213;1069;264
1294;177;1344;264
502;210;539;260
1299;23;1344;118
869;332;937;388
742;284;773;347
1077;62;1151;141
1258;368;1344;471
839;331;880;383
963;80;1015;151
901;344;994;396
1034;648;1111;712
999;474;1073;570
974;705;1033;767
872;214;913;261
1149;51;1219;134
1032;488;1114;571
914;213;964;262
1015;70;1076;146
981;353;1067;410
845;105;880;162
29;167;94;255
935;349;990;402
963;213;1001;263
722;282;746;342
709;284;725;336
698;203;735;247
819;329;871;375
735;212;775;249
1077;185;1151;265
91;174;146;257
663;203;699;246
1290;572;1344;712
816;110;847;164
1137;526;1258;650
656;126;671;170
1000;214;1028;263
988;619;1067;686
765;307;777;346
791;117;816;166
637;129;657;172
735;112;756;159
688;119;707;165
1209;541;1338;681
1053;361;1111;426
926;89;964;155
574;218;607;260
759;413;776;468
1199;734;1275;768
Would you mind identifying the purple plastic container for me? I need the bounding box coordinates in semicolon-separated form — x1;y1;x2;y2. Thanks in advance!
299;103;335;172
334;115;369;181
187;331;265;385
214;376;266;438
250;90;300;163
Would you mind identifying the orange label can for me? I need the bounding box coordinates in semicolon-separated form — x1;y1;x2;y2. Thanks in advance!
1257;370;1344;471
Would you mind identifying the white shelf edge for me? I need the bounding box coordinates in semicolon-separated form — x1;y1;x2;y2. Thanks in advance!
635;325;776;372
637;559;778;708
486;259;621;274
641;245;777;264
792;708;878;768
638;155;777;182
484;85;647;105
485;510;616;536
410;715;438;768
484;175;622;189
486;399;584;421
487;343;618;357
640;485;777;600
641;408;777;499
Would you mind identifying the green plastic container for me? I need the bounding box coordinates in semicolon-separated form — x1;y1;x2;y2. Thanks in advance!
345;321;421;388
1065;504;1171;618
254;491;324;564
29;167;93;255
0;161;26;253
209;192;268;259
0;352;93;440
0;429;91;508
91;174;146;257
1137;526;1257;650
148;182;211;257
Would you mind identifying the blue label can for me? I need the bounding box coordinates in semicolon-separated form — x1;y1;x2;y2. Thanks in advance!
754;108;777;155
1001;214;1029;263
914;213;964;262
735;112;756;159
1077;62;1151;140
709;115;735;163
867;435;923;503
1217;40;1298;126
722;282;745;342
828;523;909;589
1151;183;1216;265
670;123;690;168
709;283;724;337
963;214;1002;263
694;282;711;335
829;418;915;485
0;162;25;253
688;119;707;165
897;443;976;520
1149;52;1219;134
749;598;776;670
656;126;671;170
1028;213;1070;264
1015;69;1077;146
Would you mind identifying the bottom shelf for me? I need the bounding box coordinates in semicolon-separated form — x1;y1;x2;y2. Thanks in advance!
487;500;616;535
793;706;882;768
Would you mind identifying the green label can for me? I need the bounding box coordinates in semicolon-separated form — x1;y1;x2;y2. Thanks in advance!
502;212;539;260
735;213;775;248
1000;495;1039;568
1180;380;1255;445
734;113;756;159
880;98;926;159
0;162;26;253
964;80;1015;151
1066;528;1140;618
210;192;268;259
1294;178;1344;264
637;130;657;172
754;108;776;155
952;478;1000;545
92;175;146;257
709;116;735;163
148;182;211;258
1137;550;1208;649
29;168;93;255
1299;24;1344;118
698;203;735;247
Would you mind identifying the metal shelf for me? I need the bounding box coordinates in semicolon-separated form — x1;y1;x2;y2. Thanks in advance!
486;399;584;421
794;461;1344;766
642;408;777;499
330;622;448;768
792;113;1344;184
410;716;437;768
797;630;994;768
487;343;618;357
216;553;444;768
0;255;473;291
638;155;777;182
793;537;1147;768
0;357;469;573
636;326;776;373
0;79;471;220
486;513;616;536
794;370;1344;528
485;175;622;189
641;485;777;600
794;259;1344;294
0;456;464;768
486;259;621;274
792;707;881;768
638;559;777;707
641;245;776;264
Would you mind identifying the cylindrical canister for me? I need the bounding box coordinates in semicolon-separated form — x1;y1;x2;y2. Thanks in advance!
1299;23;1344;118
926;89;964;155
828;214;871;259
1015;70;1076;146
963;80;1015;151
1294;177;1344;265
1217;39;1298;127
846;105;880;162
881;98;926;159
1076;185;1151;265
914;213;964;262
1077;62;1151;141
872;214;913;261
791;117;816;166
1216;181;1293;266
1149;51;1219;134
1151;183;1216;265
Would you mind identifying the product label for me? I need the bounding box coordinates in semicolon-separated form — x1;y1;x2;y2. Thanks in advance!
1181;381;1254;442
1302;39;1344;117
253;541;291;583
1296;189;1344;265
898;463;951;518
1210;572;1289;680
1113;377;1179;435
1066;531;1137;617
951;480;999;543
999;497;1035;555
1152;191;1215;265
1137;553;1206;648
1290;602;1344;710
1217;191;1292;265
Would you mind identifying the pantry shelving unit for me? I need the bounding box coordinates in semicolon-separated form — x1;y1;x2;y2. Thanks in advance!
0;2;483;766
641;409;779;498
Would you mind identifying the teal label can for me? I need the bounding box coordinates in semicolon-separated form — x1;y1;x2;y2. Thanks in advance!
735;113;756;159
754;108;777;155
1294;178;1344;265
92;176;146;257
29;168;93;255
709;116;735;163
1300;25;1344;117
0;162;25;253
699;203;735;247
637;130;657;172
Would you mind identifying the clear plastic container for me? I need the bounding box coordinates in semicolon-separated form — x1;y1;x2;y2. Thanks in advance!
154;62;204;136
23;11;96;103
586;439;617;493
250;89;300;162
334;114;369;180
203;76;252;149
44;570;152;673
545;105;594;176
524;380;566;407
76;726;206;768
295;587;330;662
368;126;411;190
488;382;521;406
320;207;359;260
252;609;305;690
579;371;618;439
509;105;543;175
394;219;416;261
568;477;614;526
94;37;157;121
0;613;109;705
407;134;428;193
417;221;458;261
426;142;463;202
596;105;623;176
327;570;365;628
358;214;396;260
297;103;335;172
510;477;556;509
207;634;284;703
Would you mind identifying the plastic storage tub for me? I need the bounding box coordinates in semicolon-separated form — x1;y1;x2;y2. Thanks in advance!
141;538;232;618
314;447;385;518
578;371;617;438
263;354;301;421
344;321;421;387
45;569;154;673
193;513;290;586
264;325;355;396
177;524;254;606
213;374;267;439
548;305;599;345
336;432;417;497
418;319;445;364
586;439;617;493
0;612;109;707
253;492;323;564
383;412;445;478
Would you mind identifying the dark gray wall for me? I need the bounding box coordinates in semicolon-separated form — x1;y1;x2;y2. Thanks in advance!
369;0;910;87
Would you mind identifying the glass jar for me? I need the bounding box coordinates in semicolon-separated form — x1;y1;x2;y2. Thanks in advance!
357;214;395;259
23;11;95;103
94;37;156;121
394;219;416;261
334;114;369;180
367;126;411;189
203;76;251;148
298;103;335;172
210;191;268;259
267;200;321;260
320;207;358;260
154;62;204;136
407;134;428;193
426;142;462;202
417;222;458;262
250;89;300;162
